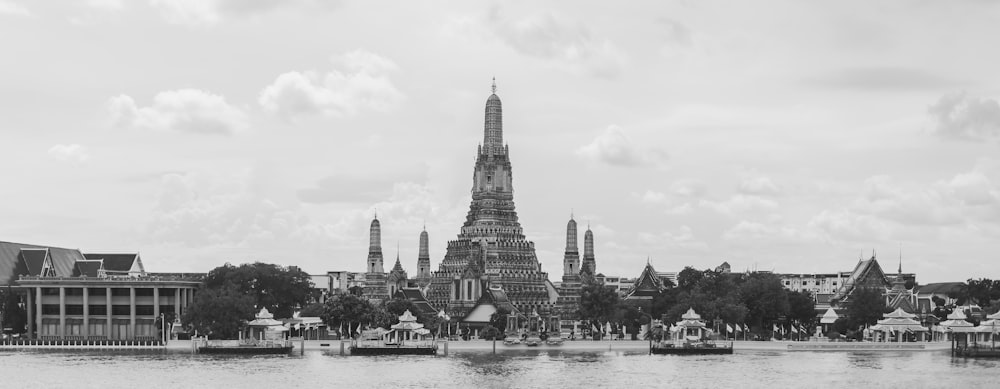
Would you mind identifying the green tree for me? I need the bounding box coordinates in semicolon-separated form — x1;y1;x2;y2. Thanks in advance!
182;284;255;339
385;297;416;317
204;262;314;319
676;267;704;292
299;302;327;318
322;293;378;335
787;290;817;327
1;287;26;334
739;272;789;329
844;287;888;330
579;281;620;337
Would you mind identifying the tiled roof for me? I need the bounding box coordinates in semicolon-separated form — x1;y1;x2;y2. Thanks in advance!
84;253;139;272
20;249;48;276
0;241;83;285
915;282;965;295
72;260;104;277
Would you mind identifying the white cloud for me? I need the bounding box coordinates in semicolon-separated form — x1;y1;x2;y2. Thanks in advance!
258;50;404;119
87;0;123;11
47;144;90;163
700;194;778;215
149;0;338;25
928;92;1000;141
738;176;780;196
0;1;30;16
722;220;819;244
638;225;708;251
108;89;248;135
576;125;666;167
449;7;625;78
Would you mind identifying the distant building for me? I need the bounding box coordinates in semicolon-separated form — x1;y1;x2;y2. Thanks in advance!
0;241;201;341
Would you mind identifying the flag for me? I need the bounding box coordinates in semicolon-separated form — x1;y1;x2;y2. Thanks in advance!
772;324;778;332
726;324;733;333
791;325;798;334
744;324;750;332
734;324;742;333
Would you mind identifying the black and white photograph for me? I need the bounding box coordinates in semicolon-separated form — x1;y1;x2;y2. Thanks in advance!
1;1;999;387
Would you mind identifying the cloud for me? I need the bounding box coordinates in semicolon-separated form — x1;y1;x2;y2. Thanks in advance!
722;220;818;244
87;0;123;11
738;176;780;196
297;176;395;204
258;50;404;118
699;194;778;215
108;89;248;135
928;92;1000;141
0;1;30;16
657;18;692;47
576;125;667;167
638;225;708;251
807;67;962;91
457;7;624;78
149;0;338;25
47;144;90;163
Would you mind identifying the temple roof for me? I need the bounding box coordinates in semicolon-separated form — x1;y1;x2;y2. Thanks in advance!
625;262;665;299
0;242;84;285
84;253;143;274
72;260;104;277
832;256;890;302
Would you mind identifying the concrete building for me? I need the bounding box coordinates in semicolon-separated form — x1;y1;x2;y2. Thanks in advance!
0;241;200;341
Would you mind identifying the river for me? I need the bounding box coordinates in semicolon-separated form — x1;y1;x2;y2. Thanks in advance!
1;347;998;388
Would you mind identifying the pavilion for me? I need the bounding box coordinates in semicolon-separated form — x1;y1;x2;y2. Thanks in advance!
670;308;709;343
870;308;927;342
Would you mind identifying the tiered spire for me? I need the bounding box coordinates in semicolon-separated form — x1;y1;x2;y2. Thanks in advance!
563;214;580;276
582;225;596;276
367;214;384;273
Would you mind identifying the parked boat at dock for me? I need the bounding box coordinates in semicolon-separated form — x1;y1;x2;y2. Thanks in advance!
650;308;733;355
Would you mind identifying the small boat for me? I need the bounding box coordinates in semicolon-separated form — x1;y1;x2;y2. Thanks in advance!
651;308;734;355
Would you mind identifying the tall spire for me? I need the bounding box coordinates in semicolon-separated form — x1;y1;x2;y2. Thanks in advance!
483;78;503;154
367;215;384;273
582;225;596;276
563;215;580;276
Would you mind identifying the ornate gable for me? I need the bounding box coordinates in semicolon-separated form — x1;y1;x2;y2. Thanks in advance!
625;263;664;299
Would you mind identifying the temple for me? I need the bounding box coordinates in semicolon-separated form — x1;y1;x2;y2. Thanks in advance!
425;80;559;318
362;216;390;302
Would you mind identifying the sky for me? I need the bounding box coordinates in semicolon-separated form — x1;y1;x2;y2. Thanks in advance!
2;1;1000;284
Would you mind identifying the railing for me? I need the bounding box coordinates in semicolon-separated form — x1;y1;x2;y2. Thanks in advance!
352;339;436;348
200;338;293;348
19;275;203;282
0;339;163;347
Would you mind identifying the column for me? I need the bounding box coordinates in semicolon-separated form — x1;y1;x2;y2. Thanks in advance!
153;287;160;317
106;287;112;338
26;289;34;339
129;287;136;340
174;288;181;317
83;287;89;339
59;287;66;338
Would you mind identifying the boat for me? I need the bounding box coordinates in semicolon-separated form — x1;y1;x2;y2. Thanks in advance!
651;308;733;355
195;307;294;355
504;310;563;347
349;310;437;356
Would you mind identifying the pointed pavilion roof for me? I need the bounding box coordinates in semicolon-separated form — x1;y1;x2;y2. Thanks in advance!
625;262;665;299
940;309;976;332
820;307;839;324
832;256;890;302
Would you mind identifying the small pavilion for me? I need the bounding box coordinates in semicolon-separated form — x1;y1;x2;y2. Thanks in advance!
384;310;430;345
870;308;927;342
246;307;288;342
819;308;839;336
940;308;976;345
670;308;709;343
974;311;1000;345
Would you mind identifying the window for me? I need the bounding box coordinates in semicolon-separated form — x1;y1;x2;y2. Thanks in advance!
135;305;155;315
65;288;84;296
41;288;59;296
135;288;154;297
66;305;84;315
111;288;131;297
89;305;107;315
111;305;131;315
88;288;107;296
41;305;60;315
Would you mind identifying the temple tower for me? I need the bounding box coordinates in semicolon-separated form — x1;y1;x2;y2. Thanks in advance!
581;225;596;277
416;227;431;287
557;215;583;320
363;214;389;302
367;216;384;273
563;216;580;275
387;251;408;297
427;80;555;318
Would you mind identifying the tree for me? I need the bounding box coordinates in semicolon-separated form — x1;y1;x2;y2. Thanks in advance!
489;306;511;332
844;287;888;330
182;284;255;339
1;287;26;334
676;267;704;292
321;293;378;336
739;273;789;329
579;282;620;337
787;290;817;328
299;302;327;318
204;262;314;319
385;297;416;317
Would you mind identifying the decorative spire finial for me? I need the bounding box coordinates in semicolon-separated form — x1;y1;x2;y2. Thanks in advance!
491;77;496;94
374;208;377;220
